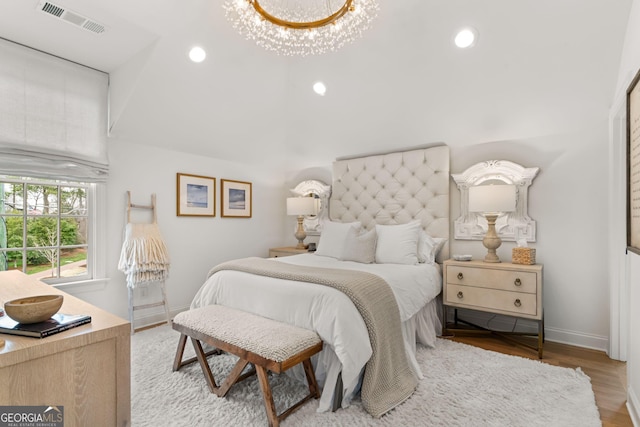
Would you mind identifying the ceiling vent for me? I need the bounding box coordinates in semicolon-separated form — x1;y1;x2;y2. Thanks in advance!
37;1;107;35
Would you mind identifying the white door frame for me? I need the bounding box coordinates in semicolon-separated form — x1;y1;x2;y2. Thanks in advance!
609;94;629;361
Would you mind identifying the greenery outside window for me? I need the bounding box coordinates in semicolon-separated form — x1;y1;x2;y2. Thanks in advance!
0;176;94;285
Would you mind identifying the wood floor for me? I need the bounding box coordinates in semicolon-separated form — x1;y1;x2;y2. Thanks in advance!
445;333;632;427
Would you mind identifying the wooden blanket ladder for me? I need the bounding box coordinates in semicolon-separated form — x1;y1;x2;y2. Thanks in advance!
126;191;171;334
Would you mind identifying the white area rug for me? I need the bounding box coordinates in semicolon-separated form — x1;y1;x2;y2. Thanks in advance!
131;325;601;426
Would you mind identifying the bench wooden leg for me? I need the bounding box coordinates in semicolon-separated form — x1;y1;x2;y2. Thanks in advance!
302;358;320;399
254;358;321;427
192;337;220;393
173;333;223;372
174;334;257;398
216;357;254;397
256;365;279;427
172;334;188;371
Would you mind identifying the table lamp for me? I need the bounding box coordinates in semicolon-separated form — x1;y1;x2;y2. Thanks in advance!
286;197;318;249
468;184;516;263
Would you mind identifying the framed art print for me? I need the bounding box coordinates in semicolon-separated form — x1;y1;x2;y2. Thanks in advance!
176;173;216;217
628;67;640;254
221;179;252;218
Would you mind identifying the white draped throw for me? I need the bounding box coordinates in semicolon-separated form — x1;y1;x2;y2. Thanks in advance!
118;223;170;288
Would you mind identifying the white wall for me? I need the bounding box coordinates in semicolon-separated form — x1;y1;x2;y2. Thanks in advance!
612;0;640;424
75;137;287;327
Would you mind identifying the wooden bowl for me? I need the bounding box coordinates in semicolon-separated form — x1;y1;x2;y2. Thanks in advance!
4;295;64;324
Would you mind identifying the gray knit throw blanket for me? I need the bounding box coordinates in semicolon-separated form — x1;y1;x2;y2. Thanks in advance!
207;257;418;418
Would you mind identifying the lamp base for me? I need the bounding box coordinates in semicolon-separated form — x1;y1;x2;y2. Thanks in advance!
483;252;501;263
482;214;502;263
294;216;307;249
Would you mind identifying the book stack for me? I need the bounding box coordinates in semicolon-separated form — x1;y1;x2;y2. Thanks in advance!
0;313;91;338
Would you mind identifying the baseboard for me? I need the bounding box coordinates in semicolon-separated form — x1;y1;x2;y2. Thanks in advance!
132;304;190;330
629;386;640;427
544;326;609;352
447;309;609;352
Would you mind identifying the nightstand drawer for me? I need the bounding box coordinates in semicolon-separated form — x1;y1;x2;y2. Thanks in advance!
445;284;538;317
446;265;537;294
268;247;309;257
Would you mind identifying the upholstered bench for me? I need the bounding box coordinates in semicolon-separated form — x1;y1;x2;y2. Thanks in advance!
172;304;323;427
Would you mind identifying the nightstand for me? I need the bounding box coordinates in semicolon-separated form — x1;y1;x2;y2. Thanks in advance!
442;259;544;358
268;246;310;258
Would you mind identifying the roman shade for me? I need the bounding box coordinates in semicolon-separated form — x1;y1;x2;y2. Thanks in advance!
0;38;109;182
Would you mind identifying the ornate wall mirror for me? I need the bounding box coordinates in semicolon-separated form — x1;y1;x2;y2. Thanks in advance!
452;160;539;242
290;180;331;235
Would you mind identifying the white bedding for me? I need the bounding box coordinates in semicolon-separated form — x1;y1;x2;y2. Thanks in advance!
190;253;442;412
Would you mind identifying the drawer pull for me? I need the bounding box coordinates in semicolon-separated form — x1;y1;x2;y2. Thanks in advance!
457;272;464;280
514;278;522;286
514;299;522;307
457;291;464;299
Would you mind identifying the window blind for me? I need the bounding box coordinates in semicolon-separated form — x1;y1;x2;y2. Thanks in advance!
0;38;109;182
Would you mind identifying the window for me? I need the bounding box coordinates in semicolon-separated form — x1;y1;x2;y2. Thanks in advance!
0;176;96;284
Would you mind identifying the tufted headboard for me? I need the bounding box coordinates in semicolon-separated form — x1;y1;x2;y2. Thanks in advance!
329;145;450;261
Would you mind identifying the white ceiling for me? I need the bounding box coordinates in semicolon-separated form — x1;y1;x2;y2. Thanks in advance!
0;0;633;167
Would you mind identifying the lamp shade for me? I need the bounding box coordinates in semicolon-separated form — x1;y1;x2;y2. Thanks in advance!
468;185;516;213
287;197;317;216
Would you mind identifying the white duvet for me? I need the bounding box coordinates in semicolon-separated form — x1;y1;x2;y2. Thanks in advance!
190;253;442;412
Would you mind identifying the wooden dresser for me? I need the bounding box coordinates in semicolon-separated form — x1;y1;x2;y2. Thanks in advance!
443;259;544;358
0;271;130;426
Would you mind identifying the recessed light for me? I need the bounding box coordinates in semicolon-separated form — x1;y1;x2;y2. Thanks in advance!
189;46;206;63
313;82;327;96
454;27;478;49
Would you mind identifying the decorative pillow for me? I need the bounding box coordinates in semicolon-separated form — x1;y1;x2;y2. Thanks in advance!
315;221;361;259
418;231;447;264
341;228;377;264
375;221;421;265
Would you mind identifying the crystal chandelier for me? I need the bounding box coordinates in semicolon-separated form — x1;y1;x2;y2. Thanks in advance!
223;0;379;56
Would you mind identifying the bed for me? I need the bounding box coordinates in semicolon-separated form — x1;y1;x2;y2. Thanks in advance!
190;144;450;416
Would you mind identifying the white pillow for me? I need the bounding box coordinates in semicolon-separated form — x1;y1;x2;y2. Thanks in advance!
375;221;421;265
315;221;361;259
418;231;447;264
342;229;377;264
